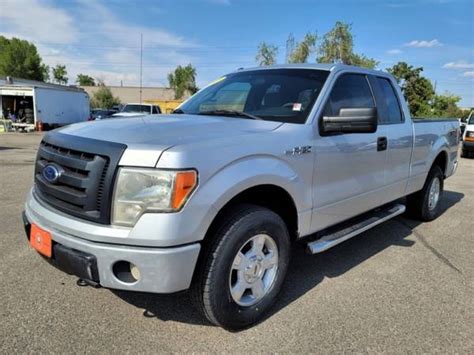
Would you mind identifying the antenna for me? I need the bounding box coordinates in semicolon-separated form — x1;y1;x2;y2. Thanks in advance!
140;33;143;105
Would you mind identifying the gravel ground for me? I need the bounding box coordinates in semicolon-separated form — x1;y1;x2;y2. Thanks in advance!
0;132;472;353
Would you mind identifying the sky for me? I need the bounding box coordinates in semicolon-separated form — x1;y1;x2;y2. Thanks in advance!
0;0;473;106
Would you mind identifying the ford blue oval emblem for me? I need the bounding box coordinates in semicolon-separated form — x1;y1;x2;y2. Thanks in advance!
42;164;63;184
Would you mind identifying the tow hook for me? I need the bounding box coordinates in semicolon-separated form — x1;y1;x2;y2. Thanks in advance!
76;278;101;288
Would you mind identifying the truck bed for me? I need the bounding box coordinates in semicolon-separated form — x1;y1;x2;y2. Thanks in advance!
412;118;459;123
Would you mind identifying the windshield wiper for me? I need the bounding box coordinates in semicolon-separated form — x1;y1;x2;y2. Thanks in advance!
198;110;263;120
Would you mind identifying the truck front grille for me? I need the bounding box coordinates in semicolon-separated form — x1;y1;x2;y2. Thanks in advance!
34;132;126;224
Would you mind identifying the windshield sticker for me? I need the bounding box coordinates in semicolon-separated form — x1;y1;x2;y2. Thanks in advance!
292;103;302;111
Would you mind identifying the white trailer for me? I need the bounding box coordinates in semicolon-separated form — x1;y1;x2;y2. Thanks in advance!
0;77;90;131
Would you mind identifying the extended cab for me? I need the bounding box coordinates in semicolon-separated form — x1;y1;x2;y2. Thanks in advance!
23;64;459;330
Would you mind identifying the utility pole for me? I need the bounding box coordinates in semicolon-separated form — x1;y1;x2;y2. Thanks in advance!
140;33;143;105
286;33;295;63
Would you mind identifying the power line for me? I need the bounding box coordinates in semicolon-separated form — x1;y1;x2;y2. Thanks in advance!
32;41;279;51
39;60;256;67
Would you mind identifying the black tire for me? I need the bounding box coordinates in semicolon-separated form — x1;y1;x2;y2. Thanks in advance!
192;204;291;330
460;150;466;158
406;165;444;221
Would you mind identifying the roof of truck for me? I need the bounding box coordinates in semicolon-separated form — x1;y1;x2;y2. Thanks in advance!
235;63;391;77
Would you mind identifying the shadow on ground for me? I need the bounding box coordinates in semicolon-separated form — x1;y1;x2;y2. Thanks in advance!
112;190;464;328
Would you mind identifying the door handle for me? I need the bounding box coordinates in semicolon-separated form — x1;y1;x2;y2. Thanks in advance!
377;137;388;151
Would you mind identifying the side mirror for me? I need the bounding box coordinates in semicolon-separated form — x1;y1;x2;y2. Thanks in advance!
322;107;377;134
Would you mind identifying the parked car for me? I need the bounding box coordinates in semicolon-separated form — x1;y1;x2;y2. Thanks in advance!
461;111;474;157
23;64;459;330
111;104;123;112
90;108;118;120
112;103;161;117
459;118;466;137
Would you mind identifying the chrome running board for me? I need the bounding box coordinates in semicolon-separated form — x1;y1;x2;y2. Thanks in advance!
306;204;406;254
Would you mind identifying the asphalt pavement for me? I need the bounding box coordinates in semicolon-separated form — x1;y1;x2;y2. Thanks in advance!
0;133;472;353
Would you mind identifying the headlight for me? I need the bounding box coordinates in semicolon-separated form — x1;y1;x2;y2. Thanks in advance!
112;168;197;226
466;131;474;138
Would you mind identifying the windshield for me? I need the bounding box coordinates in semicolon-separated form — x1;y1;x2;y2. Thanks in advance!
469;116;474;125
178;69;329;124
122;105;151;113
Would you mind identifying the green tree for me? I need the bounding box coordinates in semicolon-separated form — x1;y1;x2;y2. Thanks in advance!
0;36;49;81
168;64;198;99
387;62;434;117
431;93;464;118
52;64;68;85
43;65;50;82
256;42;278;66
350;53;378;70
288;32;317;63
76;74;95;86
90;82;120;108
317;21;378;69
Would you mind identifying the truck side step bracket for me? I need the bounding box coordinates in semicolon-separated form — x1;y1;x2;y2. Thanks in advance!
306;204;406;254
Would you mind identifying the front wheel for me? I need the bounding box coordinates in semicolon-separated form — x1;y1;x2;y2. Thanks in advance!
406;165;444;221
192;204;290;330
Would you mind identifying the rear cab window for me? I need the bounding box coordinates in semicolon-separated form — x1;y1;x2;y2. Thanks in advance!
371;76;403;124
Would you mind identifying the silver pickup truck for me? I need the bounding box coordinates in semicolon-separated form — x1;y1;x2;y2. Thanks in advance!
23;64;459;330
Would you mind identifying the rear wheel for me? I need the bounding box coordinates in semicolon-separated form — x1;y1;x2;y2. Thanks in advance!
192;204;290;330
406;165;444;221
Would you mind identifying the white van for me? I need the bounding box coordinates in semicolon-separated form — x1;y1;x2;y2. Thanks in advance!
0;77;90;131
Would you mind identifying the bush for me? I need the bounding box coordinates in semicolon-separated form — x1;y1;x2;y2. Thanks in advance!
90;85;120;109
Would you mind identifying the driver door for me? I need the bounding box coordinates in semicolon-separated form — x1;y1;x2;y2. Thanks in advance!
310;73;388;232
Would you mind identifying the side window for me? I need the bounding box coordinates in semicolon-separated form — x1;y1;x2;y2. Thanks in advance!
324;74;374;116
376;77;402;123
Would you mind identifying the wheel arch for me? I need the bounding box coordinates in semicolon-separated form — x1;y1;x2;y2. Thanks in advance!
205;184;299;242
431;150;448;177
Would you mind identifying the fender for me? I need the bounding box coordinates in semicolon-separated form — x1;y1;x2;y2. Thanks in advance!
427;134;450;176
193;154;311;234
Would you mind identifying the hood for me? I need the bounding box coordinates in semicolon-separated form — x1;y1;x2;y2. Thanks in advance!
57;114;283;166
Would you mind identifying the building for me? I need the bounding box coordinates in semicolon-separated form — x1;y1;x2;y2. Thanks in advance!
79;85;177;104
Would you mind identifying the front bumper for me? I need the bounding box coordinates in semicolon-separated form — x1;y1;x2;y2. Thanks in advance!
23;203;201;294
